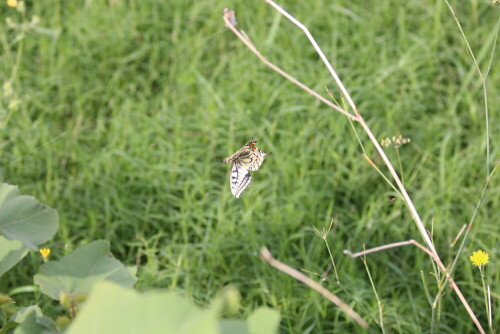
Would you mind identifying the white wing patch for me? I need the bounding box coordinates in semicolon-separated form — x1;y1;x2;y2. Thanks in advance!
223;139;270;198
230;163;252;198
245;149;270;171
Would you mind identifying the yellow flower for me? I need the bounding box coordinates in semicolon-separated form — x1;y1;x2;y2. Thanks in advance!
39;248;51;260
469;250;489;267
7;0;17;7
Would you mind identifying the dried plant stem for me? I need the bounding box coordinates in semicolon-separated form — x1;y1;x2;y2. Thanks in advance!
257;0;438;259
222;2;485;332
263;0;358;116
260;247;369;328
436;164;499;300
343;241;414;258
487;285;492;329
225;2;436;256
223;14;356;121
450;224;467;248
345;240;483;333
358;120;437;253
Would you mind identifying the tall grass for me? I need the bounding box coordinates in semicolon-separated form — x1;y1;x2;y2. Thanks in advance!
1;0;499;332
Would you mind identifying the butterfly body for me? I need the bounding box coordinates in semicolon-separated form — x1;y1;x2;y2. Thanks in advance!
223;139;270;198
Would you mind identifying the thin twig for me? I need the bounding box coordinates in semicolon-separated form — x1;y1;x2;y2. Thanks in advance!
442;164;499;285
223;10;356;121
223;4;485;333
487;285;492;329
263;0;359;116
345;240;484;333
259;0;437;258
363;154;401;196
260;247;369;328
450;224;467;248
344;240;414;258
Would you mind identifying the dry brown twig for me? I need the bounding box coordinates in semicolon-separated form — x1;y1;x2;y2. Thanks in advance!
344;240;481;333
260;247;369;328
344;239;478;317
223;2;485;332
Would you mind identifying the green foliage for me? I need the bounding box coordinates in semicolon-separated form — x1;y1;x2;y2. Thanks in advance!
67;282;280;334
219;307;281;334
0;0;499;332
8;306;58;334
34;240;137;300
0;182;57;276
246;307;281;334
0;188;275;333
0;184;58;250
0;237;27;277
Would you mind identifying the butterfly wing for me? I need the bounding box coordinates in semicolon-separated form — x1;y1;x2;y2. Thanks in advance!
246;149;271;171
233;150;254;170
224;139;269;198
223;140;256;164
232;147;270;171
230;163;252;198
223;150;241;164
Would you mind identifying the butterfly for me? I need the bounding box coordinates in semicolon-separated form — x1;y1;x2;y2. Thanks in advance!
223;139;271;198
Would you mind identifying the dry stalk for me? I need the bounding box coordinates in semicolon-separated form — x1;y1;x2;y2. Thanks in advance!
345;240;483;333
260;247;369;328
222;2;484;332
260;0;436;256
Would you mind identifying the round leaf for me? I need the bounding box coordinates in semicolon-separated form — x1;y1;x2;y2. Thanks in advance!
34;240;137;300
67;282;218;334
0;183;58;250
0;236;29;277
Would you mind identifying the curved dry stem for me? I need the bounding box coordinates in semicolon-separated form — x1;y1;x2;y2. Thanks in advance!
223;10;356;121
260;247;369;328
263;0;359;116
345;240;484;333
261;0;437;258
222;3;485;332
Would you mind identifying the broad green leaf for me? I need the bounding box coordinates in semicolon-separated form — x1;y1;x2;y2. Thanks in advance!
219;320;249;334
8;306;59;334
0;183;58;250
0;321;17;334
220;308;281;334
67;282;218;334
34;240;137;300
247;307;281;334
10;306;43;324
0;236;28;277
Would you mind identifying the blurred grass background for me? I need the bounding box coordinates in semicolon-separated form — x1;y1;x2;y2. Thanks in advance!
1;0;499;332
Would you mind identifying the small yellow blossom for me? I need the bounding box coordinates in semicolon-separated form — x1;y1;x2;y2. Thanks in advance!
39;248;51;260
7;0;17;7
469;250;489;267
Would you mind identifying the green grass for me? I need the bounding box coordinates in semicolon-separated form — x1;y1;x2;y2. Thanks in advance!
1;0;500;332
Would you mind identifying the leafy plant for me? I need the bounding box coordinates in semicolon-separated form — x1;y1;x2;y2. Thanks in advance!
0;183;280;333
0;183;58;275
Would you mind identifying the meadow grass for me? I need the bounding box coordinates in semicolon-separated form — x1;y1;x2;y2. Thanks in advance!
1;0;499;332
